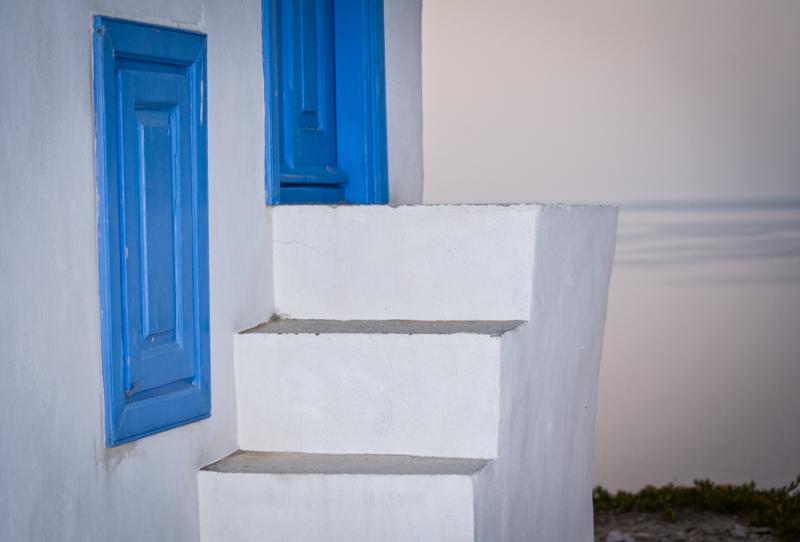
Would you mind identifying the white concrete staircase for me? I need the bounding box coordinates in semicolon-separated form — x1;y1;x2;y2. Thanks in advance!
198;204;617;541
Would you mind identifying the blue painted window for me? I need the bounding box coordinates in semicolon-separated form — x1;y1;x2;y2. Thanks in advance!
93;17;210;447
264;0;389;204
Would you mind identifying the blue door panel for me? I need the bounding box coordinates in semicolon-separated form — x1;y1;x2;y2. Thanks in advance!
282;0;337;168
94;17;210;446
264;0;388;204
279;0;347;197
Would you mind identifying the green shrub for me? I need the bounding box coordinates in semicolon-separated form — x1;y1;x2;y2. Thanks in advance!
593;475;800;541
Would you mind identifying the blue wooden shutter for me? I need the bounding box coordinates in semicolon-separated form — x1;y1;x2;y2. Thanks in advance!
93;17;210;446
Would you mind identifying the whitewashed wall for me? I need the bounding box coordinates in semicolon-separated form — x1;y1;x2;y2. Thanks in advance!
422;0;800;490
385;0;423;204
0;1;271;540
0;1;423;539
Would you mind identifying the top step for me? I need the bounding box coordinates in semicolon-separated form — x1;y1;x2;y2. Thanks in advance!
272;204;542;320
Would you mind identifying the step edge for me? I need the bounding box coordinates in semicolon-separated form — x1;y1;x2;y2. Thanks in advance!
238;319;525;337
201;450;491;476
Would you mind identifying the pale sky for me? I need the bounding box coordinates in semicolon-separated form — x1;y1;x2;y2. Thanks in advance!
422;0;800;489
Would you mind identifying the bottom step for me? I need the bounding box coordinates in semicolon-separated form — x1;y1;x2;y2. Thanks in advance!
198;451;488;542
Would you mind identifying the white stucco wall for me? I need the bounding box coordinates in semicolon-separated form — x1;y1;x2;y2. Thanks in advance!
0;0;423;538
422;0;800;490
474;205;617;541
0;1;271;540
235;324;505;458
271;205;537;320
384;0;423;204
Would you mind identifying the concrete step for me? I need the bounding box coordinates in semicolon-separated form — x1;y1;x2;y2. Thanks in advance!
235;319;523;458
271;204;541;320
198;451;487;542
221;203;618;539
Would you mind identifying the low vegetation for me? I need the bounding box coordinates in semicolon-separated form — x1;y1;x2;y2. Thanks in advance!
593;475;800;541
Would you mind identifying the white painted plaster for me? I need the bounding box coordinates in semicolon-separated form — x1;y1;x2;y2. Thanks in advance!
384;0;423;204
235;323;511;458
271;204;538;320
473;205;618;541
198;469;476;542
0;1;271;540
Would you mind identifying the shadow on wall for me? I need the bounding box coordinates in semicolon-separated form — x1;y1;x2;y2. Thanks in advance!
614;198;800;286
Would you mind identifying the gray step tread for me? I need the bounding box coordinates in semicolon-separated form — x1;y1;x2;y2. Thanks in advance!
243;319;523;336
203;451;489;476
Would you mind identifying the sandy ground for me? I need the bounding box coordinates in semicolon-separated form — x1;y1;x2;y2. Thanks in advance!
595;510;779;542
